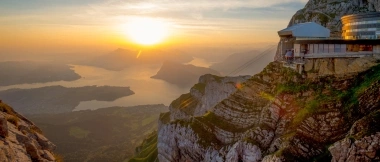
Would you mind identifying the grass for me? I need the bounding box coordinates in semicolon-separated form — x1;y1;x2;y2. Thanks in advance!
141;115;157;126
170;93;198;115
69;126;90;139
275;82;312;94
0;103;15;116
128;132;158;162
30;125;43;134
53;153;64;162
201;111;247;133
192;83;206;94
212;75;223;83
7;115;19;127
159;112;170;124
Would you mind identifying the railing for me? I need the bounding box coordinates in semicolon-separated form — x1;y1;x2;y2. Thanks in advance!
279;57;305;65
296;37;343;40
305;51;373;58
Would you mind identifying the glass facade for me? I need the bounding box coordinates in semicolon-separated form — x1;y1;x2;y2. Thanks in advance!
341;12;380;40
298;44;373;54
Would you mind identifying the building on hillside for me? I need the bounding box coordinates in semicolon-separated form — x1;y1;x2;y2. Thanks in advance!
278;12;380;73
342;12;380;40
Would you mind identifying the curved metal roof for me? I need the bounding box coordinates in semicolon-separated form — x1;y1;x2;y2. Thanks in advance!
278;22;330;38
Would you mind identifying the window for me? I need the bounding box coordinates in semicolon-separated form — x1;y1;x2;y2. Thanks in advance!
323;44;329;53
334;44;341;53
314;44;319;53
341;44;347;53
329;44;334;53
319;44;324;53
309;44;314;54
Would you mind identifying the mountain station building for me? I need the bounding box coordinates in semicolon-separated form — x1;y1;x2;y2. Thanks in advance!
278;12;380;72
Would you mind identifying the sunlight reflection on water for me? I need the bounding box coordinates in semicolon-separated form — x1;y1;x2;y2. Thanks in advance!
0;64;191;111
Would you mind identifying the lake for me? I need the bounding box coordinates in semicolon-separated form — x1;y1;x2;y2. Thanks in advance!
0;64;192;111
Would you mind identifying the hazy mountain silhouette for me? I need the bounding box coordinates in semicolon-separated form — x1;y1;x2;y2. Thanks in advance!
82;48;193;71
0;61;80;86
211;49;276;76
0;85;134;114
151;61;221;87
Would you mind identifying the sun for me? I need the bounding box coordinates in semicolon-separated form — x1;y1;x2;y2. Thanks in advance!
125;18;169;45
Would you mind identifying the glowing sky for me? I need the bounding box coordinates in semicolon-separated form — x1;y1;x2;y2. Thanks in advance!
0;0;308;54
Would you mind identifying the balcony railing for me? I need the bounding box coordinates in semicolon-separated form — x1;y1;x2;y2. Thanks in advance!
304;51;373;58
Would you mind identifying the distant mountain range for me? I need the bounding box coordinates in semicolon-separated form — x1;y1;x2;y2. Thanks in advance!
81;48;193;71
0;61;80;86
151;61;221;87
211;49;276;76
0;85;134;114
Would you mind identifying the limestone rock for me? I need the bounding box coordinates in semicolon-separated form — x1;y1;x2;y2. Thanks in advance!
0;102;56;162
157;59;380;161
330;133;380;162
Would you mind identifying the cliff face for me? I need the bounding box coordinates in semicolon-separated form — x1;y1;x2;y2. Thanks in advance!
0;101;56;162
274;0;380;60
169;74;250;121
157;56;380;161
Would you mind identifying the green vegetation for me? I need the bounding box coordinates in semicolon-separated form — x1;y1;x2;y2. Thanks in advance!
192;83;206;94
128;131;158;162
170;93;198;115
53;153;64;162
201;111;247;133
0;103;15;116
142;115;158;126
159;112;170;124
69;126;90;139
212;75;223;83
30;125;43;134
275;82;312;94
27;104;167;162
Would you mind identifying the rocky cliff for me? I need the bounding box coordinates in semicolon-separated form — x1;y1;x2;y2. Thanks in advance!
274;0;380;60
0;101;56;162
157;56;380;161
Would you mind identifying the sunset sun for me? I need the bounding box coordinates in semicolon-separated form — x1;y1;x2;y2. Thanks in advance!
125;18;169;45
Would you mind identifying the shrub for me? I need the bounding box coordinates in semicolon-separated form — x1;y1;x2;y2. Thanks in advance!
53;153;64;162
7;115;19;127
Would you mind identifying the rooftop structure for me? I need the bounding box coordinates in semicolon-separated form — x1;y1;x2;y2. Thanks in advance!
277;12;380;73
278;22;330;38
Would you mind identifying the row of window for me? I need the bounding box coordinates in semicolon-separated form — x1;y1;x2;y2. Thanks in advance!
344;35;380;39
344;28;380;32
345;20;380;26
302;44;374;54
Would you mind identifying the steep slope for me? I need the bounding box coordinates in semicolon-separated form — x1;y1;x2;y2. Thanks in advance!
275;0;380;60
151;61;221;87
0;101;56;162
129;74;249;161
157;56;380;161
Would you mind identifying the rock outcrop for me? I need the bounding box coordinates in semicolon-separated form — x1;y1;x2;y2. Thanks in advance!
169;74;250;121
0;102;56;162
275;0;380;60
157;56;380;161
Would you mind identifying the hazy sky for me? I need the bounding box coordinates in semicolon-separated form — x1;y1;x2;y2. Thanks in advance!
0;0;307;55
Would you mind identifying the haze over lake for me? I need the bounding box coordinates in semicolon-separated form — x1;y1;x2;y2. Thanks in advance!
0;64;190;111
